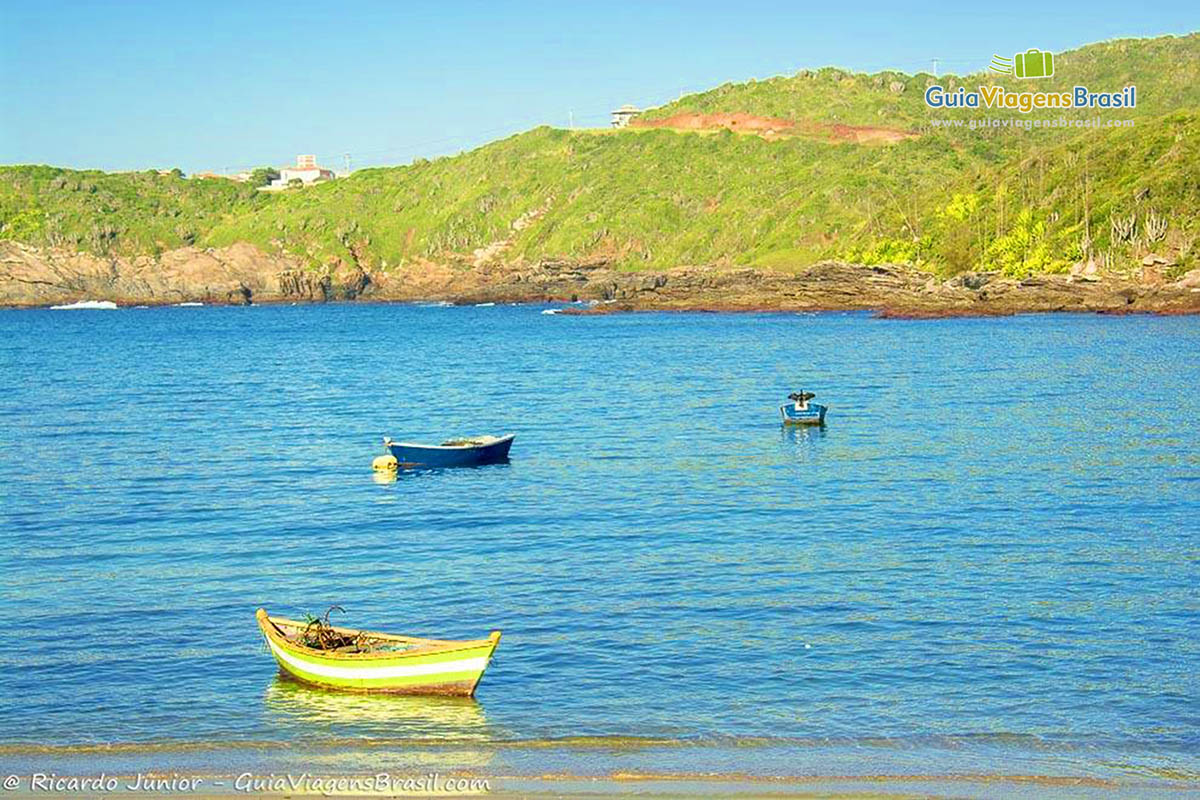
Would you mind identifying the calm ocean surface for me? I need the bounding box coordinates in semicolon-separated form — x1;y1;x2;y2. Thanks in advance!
0;304;1197;781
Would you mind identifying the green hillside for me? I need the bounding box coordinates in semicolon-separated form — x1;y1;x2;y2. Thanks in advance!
203;125;983;272
1;33;1197;279
639;33;1199;128
0;166;262;256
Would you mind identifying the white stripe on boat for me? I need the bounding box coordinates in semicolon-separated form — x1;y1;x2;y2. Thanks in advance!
267;640;488;680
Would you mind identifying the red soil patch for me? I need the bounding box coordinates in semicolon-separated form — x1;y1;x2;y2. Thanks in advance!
822;122;915;144
631;112;915;144
632;112;794;135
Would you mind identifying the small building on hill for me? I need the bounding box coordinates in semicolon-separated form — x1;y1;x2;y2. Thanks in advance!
269;155;335;188
611;104;641;128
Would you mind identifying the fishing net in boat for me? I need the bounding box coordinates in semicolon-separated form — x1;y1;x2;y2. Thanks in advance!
440;435;500;447
292;606;420;654
300;606;374;652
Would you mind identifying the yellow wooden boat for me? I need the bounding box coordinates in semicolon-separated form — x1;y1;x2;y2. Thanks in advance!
256;609;501;696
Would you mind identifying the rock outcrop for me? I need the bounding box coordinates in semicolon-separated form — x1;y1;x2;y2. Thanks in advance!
3;241;1199;317
0;242;369;306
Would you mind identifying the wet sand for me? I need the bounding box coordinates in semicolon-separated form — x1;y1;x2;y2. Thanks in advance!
3;772;1195;799
3;741;1195;799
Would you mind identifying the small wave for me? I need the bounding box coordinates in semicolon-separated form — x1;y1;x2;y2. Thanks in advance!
176;302;204;307
541;309;561;315
0;732;1113;757
474;302;496;307
49;300;117;310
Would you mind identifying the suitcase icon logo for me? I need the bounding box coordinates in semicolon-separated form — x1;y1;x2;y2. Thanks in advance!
990;49;1054;79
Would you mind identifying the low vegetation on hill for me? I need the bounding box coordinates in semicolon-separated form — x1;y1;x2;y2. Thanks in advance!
1;34;1196;280
640;34;1198;129
0;166;262;256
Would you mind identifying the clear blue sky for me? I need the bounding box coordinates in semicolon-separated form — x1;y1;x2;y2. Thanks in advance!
1;0;1195;173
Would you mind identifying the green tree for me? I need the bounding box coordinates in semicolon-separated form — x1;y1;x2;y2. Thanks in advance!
248;167;280;188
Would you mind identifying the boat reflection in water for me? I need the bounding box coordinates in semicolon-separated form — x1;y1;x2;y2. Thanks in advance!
264;676;492;742
781;421;828;470
371;469;398;485
781;424;827;444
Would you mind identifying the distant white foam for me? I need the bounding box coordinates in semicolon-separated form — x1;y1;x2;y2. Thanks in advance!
541;308;561;315
474;302;496;307
176;302;204;307
50;300;117;310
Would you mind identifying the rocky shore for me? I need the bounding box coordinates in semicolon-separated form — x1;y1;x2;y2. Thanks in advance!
3;241;1199;317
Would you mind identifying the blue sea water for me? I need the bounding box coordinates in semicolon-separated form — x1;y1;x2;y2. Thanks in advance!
0;304;1197;782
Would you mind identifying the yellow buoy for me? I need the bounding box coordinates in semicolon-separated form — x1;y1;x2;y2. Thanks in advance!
372;454;398;472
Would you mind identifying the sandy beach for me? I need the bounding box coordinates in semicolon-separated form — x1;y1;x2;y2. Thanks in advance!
4;736;1196;799
3;771;1195;799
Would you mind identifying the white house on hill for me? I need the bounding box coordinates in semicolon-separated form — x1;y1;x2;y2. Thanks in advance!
270;155;335;188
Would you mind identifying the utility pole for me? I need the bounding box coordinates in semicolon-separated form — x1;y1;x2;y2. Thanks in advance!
343;153;351;174
568;110;574;130
931;58;939;78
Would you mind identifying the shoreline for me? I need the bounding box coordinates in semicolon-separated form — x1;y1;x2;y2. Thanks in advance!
7;296;1199;319
3;736;1195;795
6;293;1200;319
4;241;1200;319
1;768;1191;800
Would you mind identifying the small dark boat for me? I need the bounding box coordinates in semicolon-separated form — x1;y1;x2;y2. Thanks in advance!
381;434;515;469
779;391;827;426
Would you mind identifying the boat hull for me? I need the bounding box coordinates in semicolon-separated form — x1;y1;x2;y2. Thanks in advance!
780;403;828;426
385;434;515;469
256;610;500;696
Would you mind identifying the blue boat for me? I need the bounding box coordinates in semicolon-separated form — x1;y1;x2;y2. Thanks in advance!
779;391;827;426
382;433;515;469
